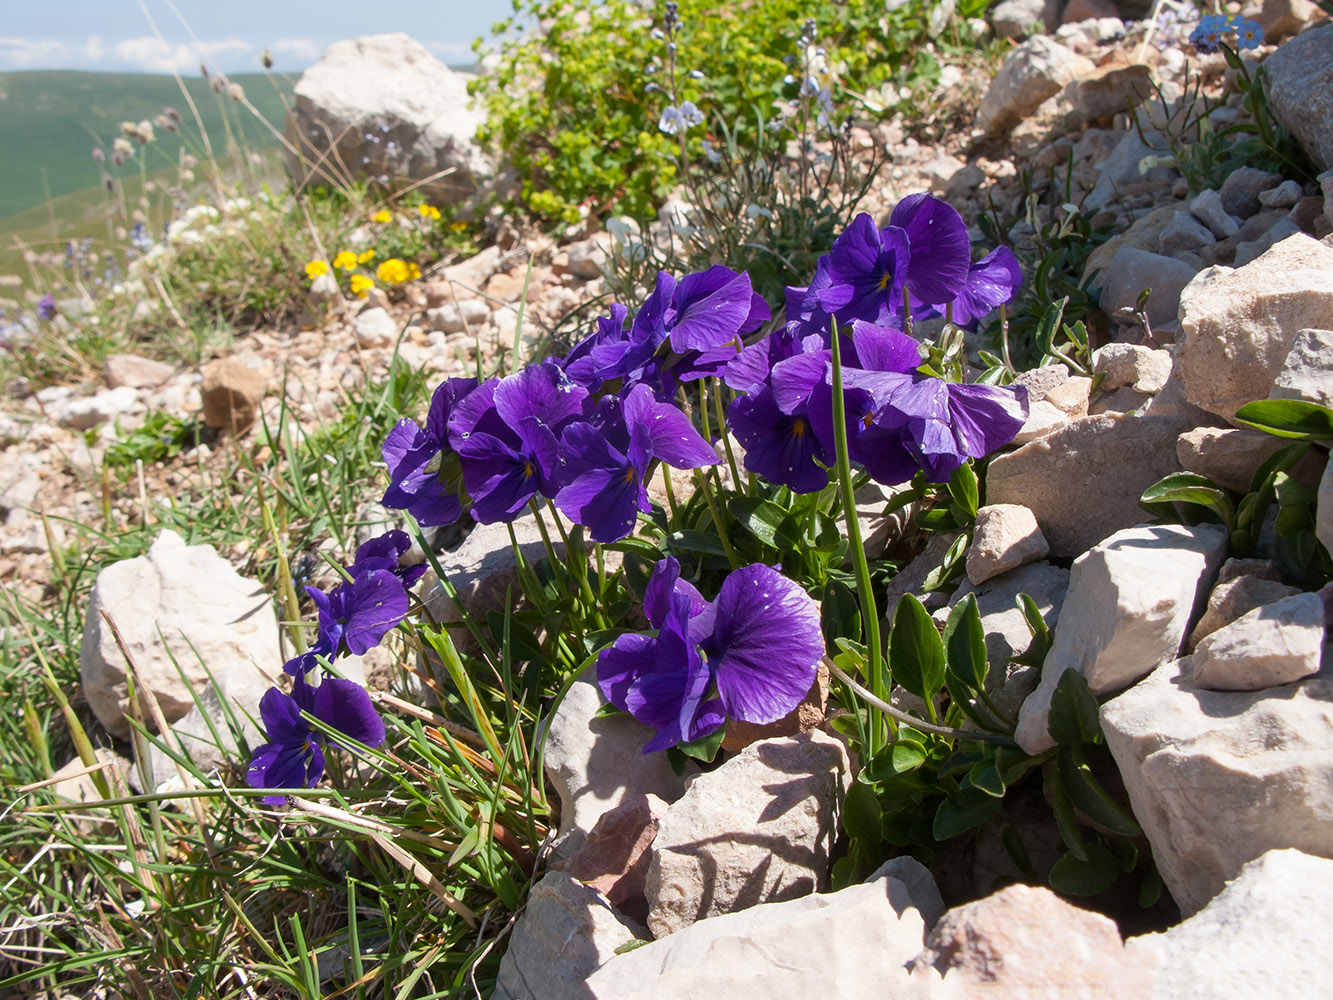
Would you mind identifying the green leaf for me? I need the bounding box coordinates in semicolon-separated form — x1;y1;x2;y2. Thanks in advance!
843;780;884;844
968;759;1006;798
667;530;730;557
1045;764;1087;861
1057;750;1141;837
726;496;788;549
889;594;947;704
947;462;979;521
865;740;929;780
920;533;970;592
943;593;988;692
915;506;962;531
1035;296;1070;355
1234;399;1333;441
932;785;1004;840
1048;843;1122;896
1010;593;1051;668
821;579;861;651
676;721;727;763
1139;472;1235;527
1047;669;1101;746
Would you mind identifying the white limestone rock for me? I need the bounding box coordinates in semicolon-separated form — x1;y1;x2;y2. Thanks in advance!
542;664;691;861
1127;849;1333;999
1270;327;1333;408
645;732;850;938
1092;343;1173;395
985;412;1195;558
966;504;1049;586
1191;592;1326;691
79;530;280;739
1102;655;1333;914
586;858;947;999
1176;234;1333;422
284;33;488;205
492;872;644;1000
1015;523;1227;754
1262;23;1333;173
353;307;398;348
977;36;1094;134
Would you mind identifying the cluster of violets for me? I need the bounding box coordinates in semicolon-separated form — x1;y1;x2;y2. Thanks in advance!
250;190;1032;779
1188;13;1263;51
245;532;421;801
728;193;1028;493
381;193;1026;545
376;263;772;543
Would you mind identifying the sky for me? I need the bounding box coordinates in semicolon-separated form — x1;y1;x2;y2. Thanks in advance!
0;0;520;74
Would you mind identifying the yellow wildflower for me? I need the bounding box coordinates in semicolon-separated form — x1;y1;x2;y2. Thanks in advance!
418;204;441;221
332;250;358;271
376;257;418;285
372;209;392;223
357;249;376;264
349;274;375;298
304;259;329;280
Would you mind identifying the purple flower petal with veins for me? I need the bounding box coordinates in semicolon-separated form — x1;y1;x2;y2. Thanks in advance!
728;385;829;494
888;193;973;309
948;246;1023;327
596;558;823;750
246;674;384;805
705;564;824;724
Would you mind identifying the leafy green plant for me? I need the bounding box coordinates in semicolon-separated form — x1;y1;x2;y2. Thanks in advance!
103;410;200;470
978;192;1111;372
471;0;990;225
1134;46;1315;196
1140;399;1333;586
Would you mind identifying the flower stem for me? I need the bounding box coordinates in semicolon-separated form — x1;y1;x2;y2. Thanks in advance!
661;462;680;523
830;320;887;754
695;468;741;569
825;658;1015;746
528;498;568;594
710;377;744;493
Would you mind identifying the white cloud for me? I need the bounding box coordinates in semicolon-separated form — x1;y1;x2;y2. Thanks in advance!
0;34;268;73
111;35;253;74
0;36;74;69
270;37;321;63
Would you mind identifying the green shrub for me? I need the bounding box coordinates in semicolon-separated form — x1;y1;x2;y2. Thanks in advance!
472;0;989;224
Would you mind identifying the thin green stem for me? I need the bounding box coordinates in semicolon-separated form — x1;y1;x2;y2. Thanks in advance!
527;499;568;594
710;377;744;492
661;463;680;523
825;658;1015;746
695;470;741;569
830;320;887;755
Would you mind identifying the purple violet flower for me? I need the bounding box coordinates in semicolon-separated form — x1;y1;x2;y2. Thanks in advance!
562;304;630;391
597;557;824;751
556;384;718;542
728;383;829;494
282;566;410;677
809;213;912;325
887;193;973;312
245;674;386;805
347;529;427;589
451;362;589;524
947;246;1023;328
36;295;57;322
873;377;1029;483
381;377;475;527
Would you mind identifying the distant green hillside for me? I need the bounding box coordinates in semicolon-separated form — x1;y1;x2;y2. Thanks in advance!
0;70;296;221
